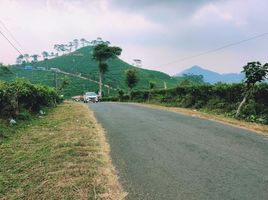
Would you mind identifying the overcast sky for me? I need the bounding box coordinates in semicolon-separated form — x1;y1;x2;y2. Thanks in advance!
0;0;267;75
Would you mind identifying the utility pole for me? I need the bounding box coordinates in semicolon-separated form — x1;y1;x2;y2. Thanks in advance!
54;71;58;90
164;82;167;90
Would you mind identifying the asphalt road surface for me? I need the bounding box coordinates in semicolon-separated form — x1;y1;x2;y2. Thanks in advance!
89;102;268;200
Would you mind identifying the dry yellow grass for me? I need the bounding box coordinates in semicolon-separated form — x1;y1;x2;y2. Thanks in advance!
0;102;126;199
131;103;268;136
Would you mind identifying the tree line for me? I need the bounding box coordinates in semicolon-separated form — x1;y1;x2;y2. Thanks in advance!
15;37;110;65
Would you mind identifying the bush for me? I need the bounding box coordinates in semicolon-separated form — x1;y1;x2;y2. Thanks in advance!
0;78;60;119
112;83;268;124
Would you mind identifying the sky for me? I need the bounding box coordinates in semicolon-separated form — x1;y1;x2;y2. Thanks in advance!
0;0;267;75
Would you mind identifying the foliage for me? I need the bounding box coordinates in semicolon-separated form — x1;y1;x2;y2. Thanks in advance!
24;46;179;92
0;64;12;76
92;44;122;62
236;61;268;117
174;73;206;85
0;79;60;119
92;43;122;96
125;69;139;90
149;81;156;90
115;83;268;124
242;61;268;86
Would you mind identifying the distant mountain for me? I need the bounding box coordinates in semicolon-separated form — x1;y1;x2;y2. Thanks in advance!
175;65;244;84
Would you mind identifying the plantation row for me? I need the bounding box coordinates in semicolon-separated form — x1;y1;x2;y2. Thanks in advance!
0;79;61;119
104;83;268;124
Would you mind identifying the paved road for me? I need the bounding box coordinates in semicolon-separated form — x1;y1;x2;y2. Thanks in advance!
89;102;268;200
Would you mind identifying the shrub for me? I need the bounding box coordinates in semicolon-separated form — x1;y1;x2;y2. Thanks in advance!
0;79;60;119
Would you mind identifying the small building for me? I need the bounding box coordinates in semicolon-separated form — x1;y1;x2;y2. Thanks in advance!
50;68;60;72
24;65;33;70
37;67;46;71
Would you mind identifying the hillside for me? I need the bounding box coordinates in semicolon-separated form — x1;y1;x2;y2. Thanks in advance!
32;46;178;90
0;46;179;98
175;65;244;84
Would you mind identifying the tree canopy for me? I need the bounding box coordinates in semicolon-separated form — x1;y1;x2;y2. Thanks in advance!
92;44;122;62
125;69;139;90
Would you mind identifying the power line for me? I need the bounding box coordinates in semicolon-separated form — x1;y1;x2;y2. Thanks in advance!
0;29;24;56
0;19;25;52
159;32;268;66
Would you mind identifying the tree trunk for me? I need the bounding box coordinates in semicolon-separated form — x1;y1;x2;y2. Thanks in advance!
99;72;103;97
235;90;250;118
129;88;132;101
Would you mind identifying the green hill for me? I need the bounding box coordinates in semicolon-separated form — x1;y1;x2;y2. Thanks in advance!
0;46;179;98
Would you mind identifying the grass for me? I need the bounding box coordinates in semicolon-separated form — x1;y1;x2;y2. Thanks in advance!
0;102;126;199
131;103;268;136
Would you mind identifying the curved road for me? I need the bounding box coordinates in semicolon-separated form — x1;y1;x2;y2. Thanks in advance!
89;102;268;200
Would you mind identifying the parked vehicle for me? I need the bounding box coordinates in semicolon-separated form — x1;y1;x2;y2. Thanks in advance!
71;95;83;102
83;92;98;103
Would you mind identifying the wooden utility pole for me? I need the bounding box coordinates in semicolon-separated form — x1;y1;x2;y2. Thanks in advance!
164;82;167;90
54;71;58;90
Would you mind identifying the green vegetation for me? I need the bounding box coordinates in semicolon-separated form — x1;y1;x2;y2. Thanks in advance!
0;102;124;199
104;83;268;124
125;69;139;99
236;61;268;117
2;43;179;98
33;45;178;90
0;79;60;120
92;43;122;97
174;73;206;85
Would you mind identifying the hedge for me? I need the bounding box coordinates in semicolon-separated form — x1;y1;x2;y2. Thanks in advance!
103;83;268;124
0;79;61;118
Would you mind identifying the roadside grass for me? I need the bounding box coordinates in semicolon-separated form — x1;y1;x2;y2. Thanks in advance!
131;103;268;136
0;102;126;199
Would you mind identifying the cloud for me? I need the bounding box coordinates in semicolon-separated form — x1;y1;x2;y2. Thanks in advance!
0;0;268;75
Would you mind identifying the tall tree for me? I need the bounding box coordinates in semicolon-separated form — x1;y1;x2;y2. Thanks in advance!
41;51;49;60
73;39;79;50
148;80;156;102
30;54;40;63
16;55;24;65
59;44;66;55
92;43;122;97
50;52;55;58
53;44;60;55
182;73;205;85
236;61;268;117
68;42;74;52
23;54;30;63
80;38;87;47
125;69;139;100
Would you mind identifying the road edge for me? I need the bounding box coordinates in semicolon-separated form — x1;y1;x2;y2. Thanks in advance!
88;104;128;199
128;102;268;136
